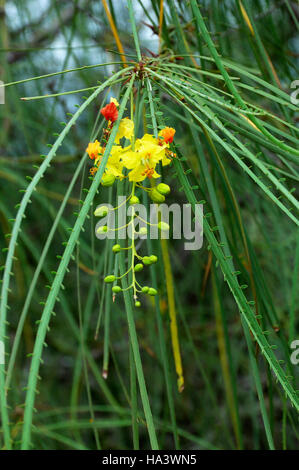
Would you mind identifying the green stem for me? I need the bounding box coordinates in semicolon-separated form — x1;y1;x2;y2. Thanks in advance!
117;177;159;449
127;0;142;61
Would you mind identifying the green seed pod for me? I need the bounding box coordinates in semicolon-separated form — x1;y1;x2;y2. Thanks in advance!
134;263;143;272
112;285;122;293
149;255;158;263
138;227;147;236
156;183;170;195
94;205;109;217
142;286;149;293
97;225;108;234
158;221;170;231
104;275;116;283
129;195;140;205
148;287;158;296
142;256;152;265
112;244;121;253
135;301;141;308
149;188;165;203
101;174;115;187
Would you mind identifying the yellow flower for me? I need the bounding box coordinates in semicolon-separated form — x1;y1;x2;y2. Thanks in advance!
128;164;160;182
135;134;166;160
115;118;134;143
110;97;119;107
138;134;171;168
160;149;172;167
94;144;124;178
122;134;165;182
86;140;101;159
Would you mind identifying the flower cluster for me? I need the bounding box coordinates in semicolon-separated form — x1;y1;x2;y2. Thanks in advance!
87;97;176;306
86;98;176;185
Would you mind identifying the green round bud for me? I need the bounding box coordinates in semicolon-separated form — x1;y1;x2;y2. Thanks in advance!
112;285;122;293
138;227;147;236
112;244;121;253
149;188;165;204
135;301;141;308
156;183;170;195
142;256;152;265
104;275;116;283
148;287;158;296
149;255;158;263
101;174;115;187
158;221;170;231
142;286;149;293
97;225;108;234
129;195;140;205
94;205;109;217
134;263;143;272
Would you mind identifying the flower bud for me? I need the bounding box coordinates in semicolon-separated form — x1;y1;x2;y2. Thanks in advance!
134;263;143;272
138;227;147;236
135;301;141;308
142;256;152;265
94;205;109;217
149;188;165;203
112;285;122;293
112;244;121;253
156;183;170;195
97;225;108;234
129;195;140;205
148;287;158;296
101;174;115;187
158;221;170;231
104;275;116;283
149;255;158;263
142;286;149;293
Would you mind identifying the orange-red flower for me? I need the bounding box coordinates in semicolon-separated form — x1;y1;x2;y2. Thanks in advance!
100;102;118;122
159;127;175;144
